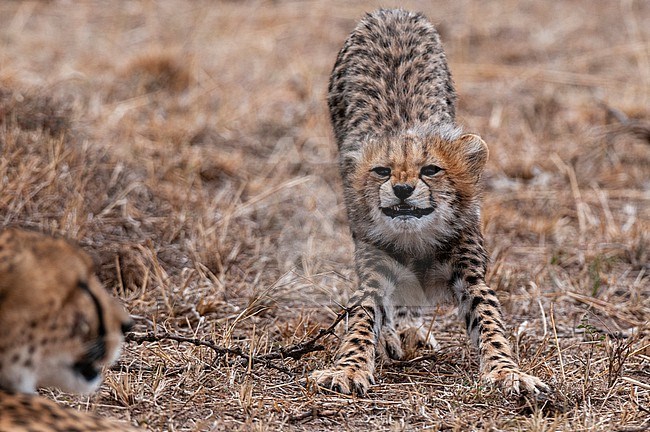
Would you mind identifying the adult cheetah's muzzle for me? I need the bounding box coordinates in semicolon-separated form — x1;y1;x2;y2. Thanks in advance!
72;360;100;382
71;339;108;382
120;319;134;335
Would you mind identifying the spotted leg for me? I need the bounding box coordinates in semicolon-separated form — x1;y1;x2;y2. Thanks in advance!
457;276;549;395
311;243;398;395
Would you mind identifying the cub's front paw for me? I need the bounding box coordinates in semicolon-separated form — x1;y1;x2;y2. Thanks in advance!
310;366;375;396
483;367;550;396
399;326;439;356
379;327;405;360
379;325;439;361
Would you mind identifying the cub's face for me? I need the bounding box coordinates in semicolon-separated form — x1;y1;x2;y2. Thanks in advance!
348;133;488;253
0;229;133;394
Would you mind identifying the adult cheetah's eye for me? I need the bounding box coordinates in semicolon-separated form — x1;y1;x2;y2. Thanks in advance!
420;165;442;177
370;166;391;177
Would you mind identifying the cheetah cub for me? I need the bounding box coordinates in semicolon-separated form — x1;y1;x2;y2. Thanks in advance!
311;9;549;396
0;229;138;431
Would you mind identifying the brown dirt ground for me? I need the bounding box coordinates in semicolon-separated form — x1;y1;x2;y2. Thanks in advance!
1;1;649;431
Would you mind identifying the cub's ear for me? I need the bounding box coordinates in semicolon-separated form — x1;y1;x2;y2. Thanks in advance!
455;133;488;175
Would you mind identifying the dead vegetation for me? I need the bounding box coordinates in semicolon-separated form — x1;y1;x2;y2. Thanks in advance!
0;1;648;431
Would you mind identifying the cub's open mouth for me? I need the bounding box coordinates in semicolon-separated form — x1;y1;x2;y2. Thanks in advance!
381;204;434;218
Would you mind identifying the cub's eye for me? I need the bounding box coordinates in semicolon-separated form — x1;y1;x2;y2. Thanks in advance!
420;165;442;176
370;166;391;177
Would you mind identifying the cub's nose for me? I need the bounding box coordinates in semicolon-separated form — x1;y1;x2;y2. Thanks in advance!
393;184;414;200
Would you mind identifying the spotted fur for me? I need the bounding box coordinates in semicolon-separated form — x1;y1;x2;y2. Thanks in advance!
0;229;137;431
0;392;139;432
311;9;548;396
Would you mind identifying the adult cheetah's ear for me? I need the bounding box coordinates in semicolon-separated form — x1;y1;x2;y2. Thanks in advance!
455;133;488;180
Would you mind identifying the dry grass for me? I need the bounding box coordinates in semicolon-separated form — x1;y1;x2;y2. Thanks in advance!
1;1;649;430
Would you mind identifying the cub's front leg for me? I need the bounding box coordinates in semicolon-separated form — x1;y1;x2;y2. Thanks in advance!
311;244;399;395
458;277;549;395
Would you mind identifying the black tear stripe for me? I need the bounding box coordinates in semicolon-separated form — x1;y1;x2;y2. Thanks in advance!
77;281;107;360
78;281;106;338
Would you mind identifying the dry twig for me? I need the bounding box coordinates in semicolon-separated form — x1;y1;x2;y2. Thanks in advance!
125;306;352;376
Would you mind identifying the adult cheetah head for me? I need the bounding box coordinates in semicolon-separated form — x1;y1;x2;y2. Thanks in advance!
0;229;132;394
